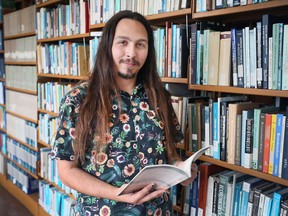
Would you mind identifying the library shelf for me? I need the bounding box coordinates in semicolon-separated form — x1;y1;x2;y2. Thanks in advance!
7;133;38;152
161;77;188;84
90;8;192;31
37;32;91;43
6;110;38;124
37;109;58;117
4;61;37;66
5;86;37;95
7;157;38;179
37;73;86;80
192;0;288;20
194;155;288;187
4;31;36;40
188;84;288;98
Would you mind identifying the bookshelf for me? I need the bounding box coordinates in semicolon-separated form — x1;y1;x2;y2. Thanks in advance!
2;4;39;215
1;0;288;215
186;0;288;215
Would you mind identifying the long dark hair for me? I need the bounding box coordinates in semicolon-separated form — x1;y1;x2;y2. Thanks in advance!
74;10;179;166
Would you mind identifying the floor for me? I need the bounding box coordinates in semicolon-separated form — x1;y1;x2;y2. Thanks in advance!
0;185;32;216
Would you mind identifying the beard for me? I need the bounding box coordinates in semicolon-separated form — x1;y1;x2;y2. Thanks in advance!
117;70;137;80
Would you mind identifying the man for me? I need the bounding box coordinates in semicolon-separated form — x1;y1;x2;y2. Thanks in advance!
51;10;197;215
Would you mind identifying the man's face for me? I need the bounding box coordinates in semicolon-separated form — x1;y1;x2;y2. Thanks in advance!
112;18;148;80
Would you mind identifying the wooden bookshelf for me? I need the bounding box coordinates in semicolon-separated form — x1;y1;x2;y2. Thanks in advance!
6;110;38;124
189;84;288;98
5;86;37;95
4;31;36;40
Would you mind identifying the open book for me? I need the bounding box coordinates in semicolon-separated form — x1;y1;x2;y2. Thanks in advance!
117;146;211;195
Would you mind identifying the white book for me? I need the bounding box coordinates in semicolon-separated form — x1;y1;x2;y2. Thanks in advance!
117;146;211;195
282;24;288;90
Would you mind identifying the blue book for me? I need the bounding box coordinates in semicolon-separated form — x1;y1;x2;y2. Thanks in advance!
213;101;220;159
273;113;284;176
271;187;288;216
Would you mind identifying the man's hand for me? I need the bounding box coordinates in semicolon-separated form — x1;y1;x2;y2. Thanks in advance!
116;183;166;205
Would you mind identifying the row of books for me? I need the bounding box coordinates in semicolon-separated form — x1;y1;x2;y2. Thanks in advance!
39;180;76;216
195;0;269;12
3;5;35;37
7;161;38;194
6;137;38;175
37;42;90;77
171;94;288;179
4;36;36;62
181;163;288;216
6;90;38;121
154;22;190;78
189;14;288;90
6;65;37;92
90;0;191;24
40;147;77;198
6;113;38;149
36;1;89;39
37;82;73;113
38;113;58;145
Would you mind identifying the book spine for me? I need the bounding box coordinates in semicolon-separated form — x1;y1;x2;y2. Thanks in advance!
262;113;272;173
268;114;277;174
282;25;288;90
261;14;269;89
244;118;254;169
257;113;266;171
281;106;288;180
256;21;263;88
272;114;283;176
236;29;244;87
190;23;197;84
231;28;238;87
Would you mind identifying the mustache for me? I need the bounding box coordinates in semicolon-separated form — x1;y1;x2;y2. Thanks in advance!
119;58;140;66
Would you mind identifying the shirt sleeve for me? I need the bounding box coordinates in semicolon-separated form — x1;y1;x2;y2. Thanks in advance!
50;86;83;161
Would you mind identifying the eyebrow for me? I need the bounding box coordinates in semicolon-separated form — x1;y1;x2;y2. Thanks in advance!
114;36;148;43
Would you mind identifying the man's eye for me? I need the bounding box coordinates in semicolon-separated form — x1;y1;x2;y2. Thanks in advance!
137;43;145;48
119;41;127;45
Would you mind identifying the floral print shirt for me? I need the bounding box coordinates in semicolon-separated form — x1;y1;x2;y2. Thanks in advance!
51;82;184;216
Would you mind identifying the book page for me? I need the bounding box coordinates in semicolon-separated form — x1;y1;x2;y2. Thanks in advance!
117;146;211;195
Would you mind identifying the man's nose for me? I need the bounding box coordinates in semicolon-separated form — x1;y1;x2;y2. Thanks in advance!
126;44;136;58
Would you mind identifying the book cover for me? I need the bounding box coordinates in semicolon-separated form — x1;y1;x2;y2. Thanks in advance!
117;146;210;195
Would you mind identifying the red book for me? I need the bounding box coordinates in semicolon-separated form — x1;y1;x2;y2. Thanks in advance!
262;113;272;173
198;162;226;216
